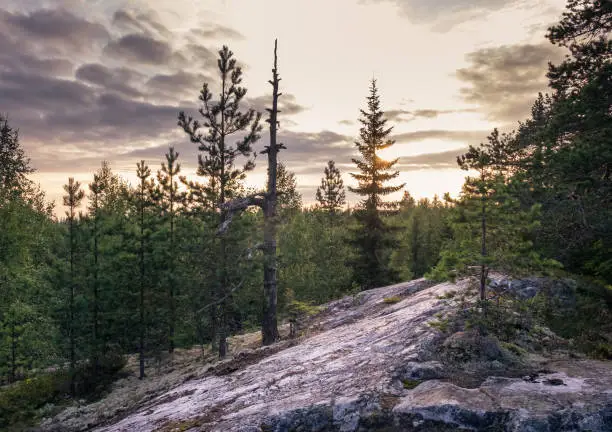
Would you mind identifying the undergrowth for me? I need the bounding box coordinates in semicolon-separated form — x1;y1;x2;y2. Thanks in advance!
0;351;127;431
429;275;612;359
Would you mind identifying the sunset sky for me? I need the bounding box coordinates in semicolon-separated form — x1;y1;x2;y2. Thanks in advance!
0;0;569;213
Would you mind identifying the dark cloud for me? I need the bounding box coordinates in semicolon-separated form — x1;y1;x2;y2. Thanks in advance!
397;148;468;171
112;9;170;38
180;43;218;69
394;129;489;144
0;8;109;55
76;63;143;98
248;93;308;116
104;33;185;65
190;26;244;40
385;108;476;123
0;48;73;77
0;67;189;149
106;129;353;179
385;109;412;122
362;0;511;31
456;42;566;122
146;71;210;100
338;119;354;126
0;3;249;180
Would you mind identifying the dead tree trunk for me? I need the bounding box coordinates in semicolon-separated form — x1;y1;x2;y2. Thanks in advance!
218;40;285;346
262;39;283;345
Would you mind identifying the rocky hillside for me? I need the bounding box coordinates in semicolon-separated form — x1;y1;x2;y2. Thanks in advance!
40;279;612;431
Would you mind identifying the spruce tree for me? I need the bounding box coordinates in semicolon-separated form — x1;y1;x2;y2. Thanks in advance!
178;45;262;358
348;79;405;289
315;160;346;215
62;177;84;394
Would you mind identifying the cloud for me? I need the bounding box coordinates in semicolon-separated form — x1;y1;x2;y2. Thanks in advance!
0;8;109;55
190;26;244;40
385;108;475;123
394;129;489;144
456;42;566;122
248;93;308;116
104;33;185;65
112;9;170;38
146;71;211;101
0;2;249;180
76;63;143;98
397;148;469;171
108;129;354;178
362;0;511;31
179;43;218;69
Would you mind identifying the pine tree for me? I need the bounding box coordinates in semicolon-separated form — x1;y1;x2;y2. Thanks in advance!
348;79;405;289
315;160;346;215
87;171;104;372
135;161;154;379
430;133;560;300
0;114;33;198
277;162;302;216
155;147;183;353
62;177;84;395
213;40;288;346
178;45;262;358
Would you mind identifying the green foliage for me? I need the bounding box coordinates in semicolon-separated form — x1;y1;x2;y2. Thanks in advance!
0;372;67;431
428;172;560;293
278;209;353;307
347;79;405;290
382;296;401;304
390;194;451;280
529;277;612;358
315;160;346;215
401;378;421;389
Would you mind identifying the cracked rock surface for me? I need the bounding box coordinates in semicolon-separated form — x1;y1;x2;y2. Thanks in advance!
40;279;612;431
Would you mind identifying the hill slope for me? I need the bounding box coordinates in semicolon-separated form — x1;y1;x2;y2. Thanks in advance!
40;279;612;431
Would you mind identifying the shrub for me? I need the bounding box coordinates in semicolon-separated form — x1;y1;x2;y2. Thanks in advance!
383;296;402;304
0;372;67;430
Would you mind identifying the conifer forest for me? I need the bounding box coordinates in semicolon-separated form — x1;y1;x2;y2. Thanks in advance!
0;1;610;430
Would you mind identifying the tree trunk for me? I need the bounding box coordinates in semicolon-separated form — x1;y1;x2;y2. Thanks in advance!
69;214;76;395
218;212;228;358
169;198;175;354
10;320;16;383
262;39;282;345
93;210;99;375
480;184;487;302
139;195;145;380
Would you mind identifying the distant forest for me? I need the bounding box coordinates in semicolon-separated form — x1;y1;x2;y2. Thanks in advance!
0;0;609;400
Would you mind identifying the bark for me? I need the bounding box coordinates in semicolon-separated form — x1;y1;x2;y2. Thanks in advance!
480;171;488;302
262;40;283;345
169;186;175;354
139;185;145;380
215;40;285;347
69;210;76;394
10;321;16;383
93;205;99;374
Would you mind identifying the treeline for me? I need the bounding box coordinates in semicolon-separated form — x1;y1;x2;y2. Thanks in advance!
0;0;609;404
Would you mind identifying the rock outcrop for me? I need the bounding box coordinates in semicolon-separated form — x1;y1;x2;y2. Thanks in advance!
40;279;612;432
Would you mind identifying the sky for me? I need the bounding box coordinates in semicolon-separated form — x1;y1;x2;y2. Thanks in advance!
0;0;569;213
